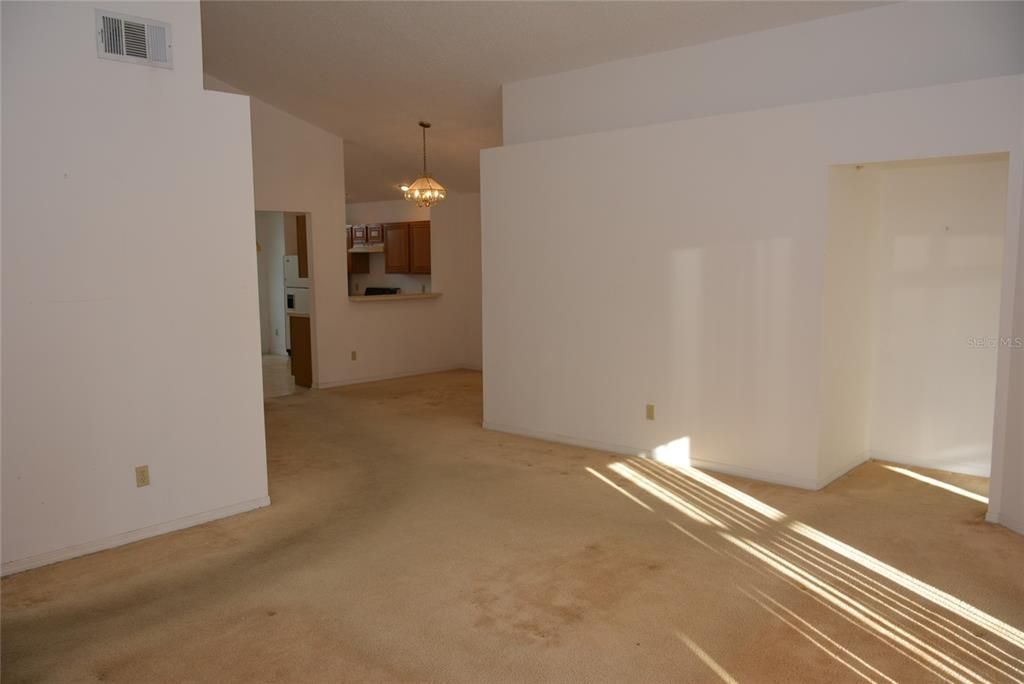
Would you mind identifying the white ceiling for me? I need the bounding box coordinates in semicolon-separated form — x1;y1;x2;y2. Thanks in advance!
201;1;877;202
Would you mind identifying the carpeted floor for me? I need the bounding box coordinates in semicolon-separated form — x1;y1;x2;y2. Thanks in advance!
3;370;1023;682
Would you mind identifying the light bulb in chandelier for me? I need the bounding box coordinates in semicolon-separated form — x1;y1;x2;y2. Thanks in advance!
402;121;446;208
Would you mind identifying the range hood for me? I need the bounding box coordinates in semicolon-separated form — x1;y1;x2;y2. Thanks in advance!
347;244;384;254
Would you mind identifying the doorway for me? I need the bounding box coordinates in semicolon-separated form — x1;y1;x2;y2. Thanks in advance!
255;211;314;395
821;153;1010;486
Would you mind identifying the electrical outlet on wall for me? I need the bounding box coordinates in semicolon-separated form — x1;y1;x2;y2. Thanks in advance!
135;465;150;488
646;404;655;421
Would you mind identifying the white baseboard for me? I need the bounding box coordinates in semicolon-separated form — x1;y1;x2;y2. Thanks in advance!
689;457;820;491
1;495;271;577
481;421;819;490
865;451;992;478
482;421;645;458
315;365;477;389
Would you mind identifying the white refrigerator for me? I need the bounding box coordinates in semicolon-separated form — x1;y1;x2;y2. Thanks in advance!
284;255;310;349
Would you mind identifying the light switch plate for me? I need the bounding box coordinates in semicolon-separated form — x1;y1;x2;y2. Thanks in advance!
646;404;655;421
135;465;150;487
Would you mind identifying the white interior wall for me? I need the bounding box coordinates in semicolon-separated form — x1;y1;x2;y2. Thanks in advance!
481;75;1024;493
430;194;483;371
867;156;1009;476
255;211;287;356
495;0;1024;531
2;2;269;573
347;199;429;224
503;2;1024;145
1;2;6;559
818;166;881;484
991;154;1024;531
241;89;347;386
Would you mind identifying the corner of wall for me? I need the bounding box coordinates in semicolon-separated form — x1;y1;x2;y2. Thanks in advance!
816;454;871;491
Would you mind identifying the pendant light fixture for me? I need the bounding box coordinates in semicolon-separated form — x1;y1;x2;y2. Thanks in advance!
401;121;446;208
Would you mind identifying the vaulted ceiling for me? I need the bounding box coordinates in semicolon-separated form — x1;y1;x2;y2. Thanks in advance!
201;1;876;202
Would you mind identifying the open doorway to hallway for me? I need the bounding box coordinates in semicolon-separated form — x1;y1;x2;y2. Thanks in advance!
255;211;313;397
821;153;1010;507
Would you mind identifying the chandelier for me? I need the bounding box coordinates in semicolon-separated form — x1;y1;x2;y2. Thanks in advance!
401;121;446;208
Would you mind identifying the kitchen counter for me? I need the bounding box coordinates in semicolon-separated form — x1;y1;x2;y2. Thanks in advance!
348;293;442;302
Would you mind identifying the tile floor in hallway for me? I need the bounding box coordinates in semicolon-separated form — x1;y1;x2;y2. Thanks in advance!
262;354;296;399
3;370;1023;683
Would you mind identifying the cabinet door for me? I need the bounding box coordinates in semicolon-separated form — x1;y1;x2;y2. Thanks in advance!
352;224;367;244
367;224;384;243
289;316;313;388
409;221;431;274
296;215;309;277
385;223;410;273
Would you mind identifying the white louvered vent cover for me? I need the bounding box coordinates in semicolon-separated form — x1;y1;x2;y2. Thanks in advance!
96;10;172;68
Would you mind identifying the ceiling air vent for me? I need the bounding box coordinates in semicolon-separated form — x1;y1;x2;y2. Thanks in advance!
96;10;172;68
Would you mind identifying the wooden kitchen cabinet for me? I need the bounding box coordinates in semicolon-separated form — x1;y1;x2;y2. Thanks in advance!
347;226;369;274
352;224;367;244
409;221;431;274
296;215;309;277
385;223;410;273
289;315;313;388
367;224;384;243
383;221;431;274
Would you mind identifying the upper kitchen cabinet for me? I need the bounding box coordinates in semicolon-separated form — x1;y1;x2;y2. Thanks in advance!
384;221;432;274
296;215;310;277
352;224;367;244
350;223;383;246
409;221;431;274
385;223;410;273
347;226;370;274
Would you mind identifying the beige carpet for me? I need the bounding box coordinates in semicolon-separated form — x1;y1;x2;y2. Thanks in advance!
3;370;1023;682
